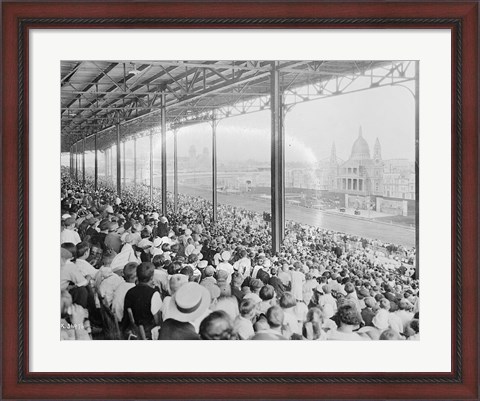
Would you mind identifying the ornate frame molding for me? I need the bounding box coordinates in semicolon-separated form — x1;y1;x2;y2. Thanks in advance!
16;16;463;385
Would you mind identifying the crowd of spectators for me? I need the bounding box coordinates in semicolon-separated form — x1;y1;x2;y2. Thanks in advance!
60;169;419;341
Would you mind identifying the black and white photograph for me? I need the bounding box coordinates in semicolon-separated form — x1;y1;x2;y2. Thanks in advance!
60;60;419;341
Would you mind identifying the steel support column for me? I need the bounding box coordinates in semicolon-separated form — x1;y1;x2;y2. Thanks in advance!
414;60;419;280
149;129;154;203
133;138;137;186
108;148;112;178
174;129;178;213
94;134;98;191
161;94;167;215
75;142;78;182
82;136;86;186
116;124;121;197
281;101;287;242
211;113;218;223
270;61;285;254
70;146;73;178
105;149;108;179
122;141;126;188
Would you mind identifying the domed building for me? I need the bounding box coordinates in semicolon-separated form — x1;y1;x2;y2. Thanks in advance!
330;126;384;196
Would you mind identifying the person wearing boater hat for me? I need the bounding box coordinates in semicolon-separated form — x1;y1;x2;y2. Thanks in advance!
150;237;163;258
217;250;235;284
217;250;234;284
158;282;211;340
103;204;114;217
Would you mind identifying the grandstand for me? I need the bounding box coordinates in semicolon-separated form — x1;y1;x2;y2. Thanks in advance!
62;60;418;251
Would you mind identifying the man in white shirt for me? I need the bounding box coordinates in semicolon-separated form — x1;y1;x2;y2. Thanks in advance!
290;262;306;302
251;254;266;279
60;248;87;291
394;298;415;332
60;217;81;245
95;250;124;308
378;298;404;334
74;242;98;278
112;262;138;322
233;249;251;277
277;262;291;288
217;251;234;284
318;284;338;317
151;254;169;296
233;298;256;340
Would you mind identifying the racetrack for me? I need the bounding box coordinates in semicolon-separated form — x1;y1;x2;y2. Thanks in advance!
177;185;416;247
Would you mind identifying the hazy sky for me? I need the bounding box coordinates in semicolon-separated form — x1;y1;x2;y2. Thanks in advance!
176;83;415;164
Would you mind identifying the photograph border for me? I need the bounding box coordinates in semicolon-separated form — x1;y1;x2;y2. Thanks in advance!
2;2;478;399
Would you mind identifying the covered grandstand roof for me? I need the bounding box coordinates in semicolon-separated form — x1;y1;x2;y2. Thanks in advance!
61;60;415;152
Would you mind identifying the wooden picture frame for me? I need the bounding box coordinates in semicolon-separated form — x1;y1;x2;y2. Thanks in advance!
2;1;478;399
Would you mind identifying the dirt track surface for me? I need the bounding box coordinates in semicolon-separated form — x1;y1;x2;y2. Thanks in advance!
178;185;416;247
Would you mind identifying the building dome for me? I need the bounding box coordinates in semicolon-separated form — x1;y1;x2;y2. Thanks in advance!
349;127;371;160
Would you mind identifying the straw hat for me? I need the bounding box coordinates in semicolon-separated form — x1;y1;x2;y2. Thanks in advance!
167;282;211;322
221;251;231;262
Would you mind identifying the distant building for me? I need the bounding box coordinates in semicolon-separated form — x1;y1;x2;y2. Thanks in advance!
383;159;416;199
286;168;324;189
332;126;384;196
283;127;415;203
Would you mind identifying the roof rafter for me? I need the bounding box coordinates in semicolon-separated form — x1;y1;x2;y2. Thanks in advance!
62;60;415;152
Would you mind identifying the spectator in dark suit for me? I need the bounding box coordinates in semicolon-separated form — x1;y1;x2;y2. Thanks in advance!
268;267;286;299
122;262;162;340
